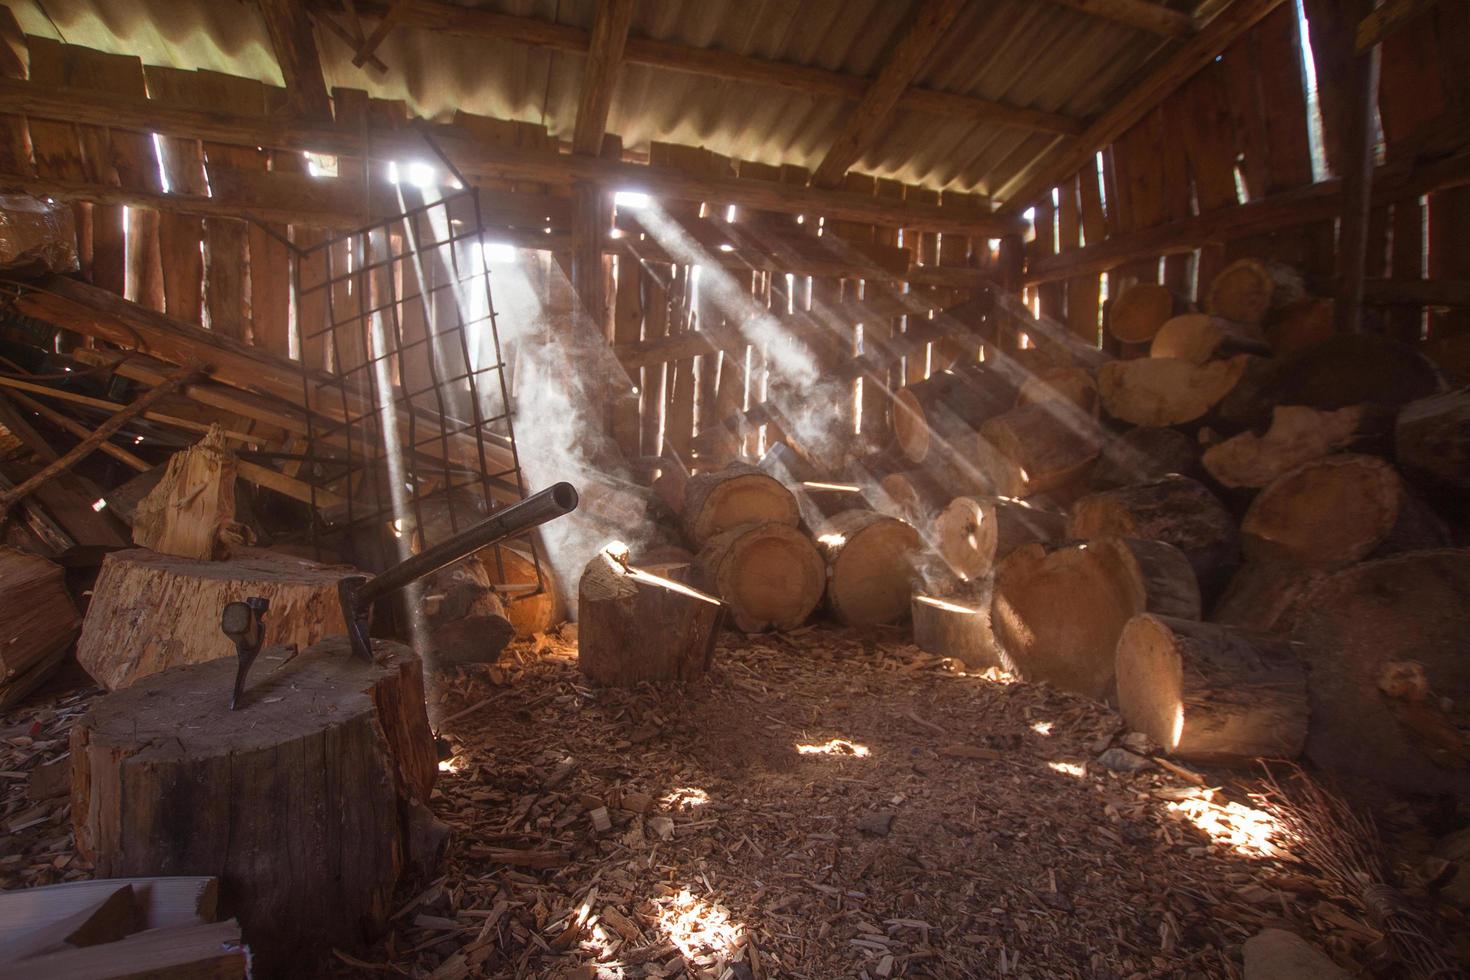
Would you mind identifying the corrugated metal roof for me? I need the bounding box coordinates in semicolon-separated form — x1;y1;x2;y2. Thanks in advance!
10;0;1187;198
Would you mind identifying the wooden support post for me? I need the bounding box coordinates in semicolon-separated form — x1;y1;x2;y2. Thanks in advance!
1333;42;1382;335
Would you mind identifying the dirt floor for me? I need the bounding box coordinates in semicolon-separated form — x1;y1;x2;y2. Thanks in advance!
2;628;1463;979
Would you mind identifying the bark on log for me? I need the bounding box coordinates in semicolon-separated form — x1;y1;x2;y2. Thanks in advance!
681;463;799;546
1068;475;1239;599
694;522;824;632
480;544;565;637
1015;365;1099;416
876;469;960;526
972;401;1104;498
0;547;80;709
578;549;724;685
76;547;353;690
1149;314;1270;363
891;365;1017;464
1266;297;1334;356
1116;614;1307;767
1210;559;1330;635
71;636;439;976
131;426;242;560
411;491;516;667
1396;389;1470;489
1241;454;1448;566
1107;282;1184;344
1292;549;1470;797
1098;355;1253;427
1202;405;1371;488
1090;427;1199;491
991;536;1200;700
1205;258;1305;325
911;585;1001;669
934;495;1065;581
815;510;922;627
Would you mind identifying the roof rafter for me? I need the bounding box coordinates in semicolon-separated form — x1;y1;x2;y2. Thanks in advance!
811;0;967;188
571;0;634;156
256;0;334;122
1047;0;1199;38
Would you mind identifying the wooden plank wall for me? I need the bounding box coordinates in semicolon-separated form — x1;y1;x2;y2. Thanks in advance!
1022;4;1470;380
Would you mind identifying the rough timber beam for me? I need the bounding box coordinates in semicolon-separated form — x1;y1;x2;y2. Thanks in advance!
0;77;1022;237
1047;0;1199;37
811;0;966;188
318;0;1083;137
257;0;335;123
572;0;634;156
998;0;1287;211
1355;0;1447;54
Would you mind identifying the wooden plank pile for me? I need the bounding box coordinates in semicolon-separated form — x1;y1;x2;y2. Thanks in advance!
885;256;1470;795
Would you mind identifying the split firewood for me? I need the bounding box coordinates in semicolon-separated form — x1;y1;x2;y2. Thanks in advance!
1067;475;1239;599
694;522;824;632
1098;355;1254;427
1106;282;1185;344
0;918;249;978
971;401;1104;498
71;636;436;976
1241;454;1448;566
934;495;1065;581
911;584;1000;670
1396;388;1470;490
578;546;724;685
1292;549;1470;797
1202;405;1372;488
0;547;80;709
1204;258;1305;325
681;463;799;546
891;364;1016;465
76;547;354;690
991;536;1200;700
0;876;218;935
815;510;922;627
1149;313;1269;364
131;426;249;561
1089;427;1198;491
1115;614;1307;767
1015;365;1099;417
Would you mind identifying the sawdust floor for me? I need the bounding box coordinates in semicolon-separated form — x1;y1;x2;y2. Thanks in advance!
353;626;1372;980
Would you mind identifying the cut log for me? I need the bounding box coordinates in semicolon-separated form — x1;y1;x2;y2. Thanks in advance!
1396;389;1470;489
1015;365;1099;416
972;401;1104;498
410;491;516;668
1267;297;1334;356
76;547;353;690
815;510;923;627
934;495;1065;581
792;480;869;525
876;468;960;526
1210;559;1330;634
991;536;1200;700
131;426;240;560
1098;355;1252;427
1107;282;1183;344
1205;258;1305;325
1291;549;1470;796
1202;405;1371;488
911;586;1000;669
1067;475;1239;599
480;544;565;638
681;463;799;546
71;636;438;975
1116;614;1307;767
1241;454;1448;566
578;548;724;685
1149;314;1270;363
694;522;824;632
0;547;80;709
891;365;1016;464
1089;427;1198;490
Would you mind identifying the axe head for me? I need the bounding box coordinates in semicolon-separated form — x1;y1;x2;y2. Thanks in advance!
337;575;374;662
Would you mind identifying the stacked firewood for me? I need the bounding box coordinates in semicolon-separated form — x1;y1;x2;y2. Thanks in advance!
889;257;1470;795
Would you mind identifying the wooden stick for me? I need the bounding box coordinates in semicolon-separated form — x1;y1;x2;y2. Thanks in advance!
0;374;259;444
0;389;151;472
0;362;202;515
1333;38;1381;335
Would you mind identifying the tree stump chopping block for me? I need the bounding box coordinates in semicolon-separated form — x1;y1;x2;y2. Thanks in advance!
70;636;440;976
76;547;354;690
912;586;1001;669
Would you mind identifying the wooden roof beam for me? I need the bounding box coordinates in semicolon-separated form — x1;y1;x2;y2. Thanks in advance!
572;0;634;156
1355;0;1446;54
1047;0;1199;38
257;0;335;123
351;0;408;67
996;0;1287;211
811;0;966;188
318;0;1083;137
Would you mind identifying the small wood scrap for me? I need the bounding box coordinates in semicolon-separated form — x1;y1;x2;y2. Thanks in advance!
129;424;248;560
0;547;80;709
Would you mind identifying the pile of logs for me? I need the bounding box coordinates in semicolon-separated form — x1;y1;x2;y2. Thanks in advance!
882;256;1468;792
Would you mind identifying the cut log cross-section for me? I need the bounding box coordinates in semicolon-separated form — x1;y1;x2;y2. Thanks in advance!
681;463;800;546
1107;282;1184;344
578;548;725;686
1098;355;1253;427
1204;258;1305;324
1015;365;1100;416
891;365;1016;465
131;425;242;561
76;547;355;690
1241;454;1448;566
695;522;825;632
934;495;1066;581
0;547;81;709
973;401;1104;497
480;545;565;638
991;536;1200;701
1149;313;1270;364
1116;614;1308;767
71;636;440;976
1396;389;1470;490
877;469;958;526
815;510;923;627
1202;404;1371;488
